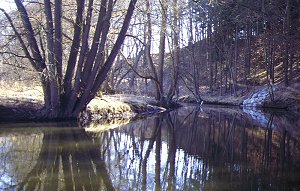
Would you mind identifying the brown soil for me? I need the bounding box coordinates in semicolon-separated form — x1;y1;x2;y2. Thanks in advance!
0;97;44;122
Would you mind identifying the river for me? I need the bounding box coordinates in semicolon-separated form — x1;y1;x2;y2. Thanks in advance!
1;105;300;191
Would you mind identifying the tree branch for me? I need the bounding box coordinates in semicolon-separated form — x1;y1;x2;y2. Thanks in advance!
0;7;40;71
14;0;45;70
119;49;158;82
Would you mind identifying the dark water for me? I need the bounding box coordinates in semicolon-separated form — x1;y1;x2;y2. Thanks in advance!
1;106;300;191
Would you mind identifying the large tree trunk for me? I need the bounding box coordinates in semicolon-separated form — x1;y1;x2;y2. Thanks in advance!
73;0;137;115
10;0;137;119
187;1;201;102
44;0;60;117
157;0;167;102
144;0;161;101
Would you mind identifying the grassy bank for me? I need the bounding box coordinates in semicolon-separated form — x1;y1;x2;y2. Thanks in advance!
0;84;165;122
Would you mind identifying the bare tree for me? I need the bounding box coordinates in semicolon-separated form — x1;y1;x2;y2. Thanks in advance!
167;0;180;103
0;0;137;119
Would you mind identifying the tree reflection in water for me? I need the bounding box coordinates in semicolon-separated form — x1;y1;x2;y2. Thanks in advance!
1;107;300;190
0;124;115;191
97;107;300;190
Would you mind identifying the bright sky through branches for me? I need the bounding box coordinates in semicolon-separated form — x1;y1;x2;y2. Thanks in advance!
0;0;16;11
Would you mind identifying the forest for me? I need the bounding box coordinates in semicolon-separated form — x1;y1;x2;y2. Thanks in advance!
0;0;299;119
1;1;300;190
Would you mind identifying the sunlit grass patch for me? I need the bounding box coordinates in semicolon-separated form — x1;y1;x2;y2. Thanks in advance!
87;96;133;120
0;80;43;103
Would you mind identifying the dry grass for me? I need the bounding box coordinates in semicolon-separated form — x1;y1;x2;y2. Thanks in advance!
86;94;165;119
86;96;133;120
0;81;43;103
0;81;164;121
263;83;300;112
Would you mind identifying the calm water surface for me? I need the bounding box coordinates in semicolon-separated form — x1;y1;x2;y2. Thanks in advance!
1;106;300;191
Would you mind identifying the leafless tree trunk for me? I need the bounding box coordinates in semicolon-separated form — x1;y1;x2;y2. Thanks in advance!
157;0;168;102
145;0;161;100
167;0;180;102
244;23;251;85
3;0;137;119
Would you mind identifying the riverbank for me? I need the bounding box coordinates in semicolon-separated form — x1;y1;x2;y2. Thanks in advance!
0;87;44;121
179;82;300;114
0;89;166;122
178;95;244;106
80;94;166;125
243;83;300;112
1;82;299;122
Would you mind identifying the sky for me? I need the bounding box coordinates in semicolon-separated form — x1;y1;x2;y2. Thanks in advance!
0;0;16;11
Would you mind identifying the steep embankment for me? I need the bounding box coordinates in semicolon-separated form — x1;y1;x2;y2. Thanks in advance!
178;82;300;113
243;83;300;113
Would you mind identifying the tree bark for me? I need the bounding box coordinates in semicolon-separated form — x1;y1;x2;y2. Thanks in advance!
167;0;179;102
44;0;60;117
8;0;137;119
157;0;167;102
54;0;63;87
73;0;138;115
144;0;161;101
63;0;85;101
66;0;95;113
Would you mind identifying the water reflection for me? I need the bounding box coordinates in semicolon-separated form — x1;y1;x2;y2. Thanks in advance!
1;106;300;190
0;124;114;191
